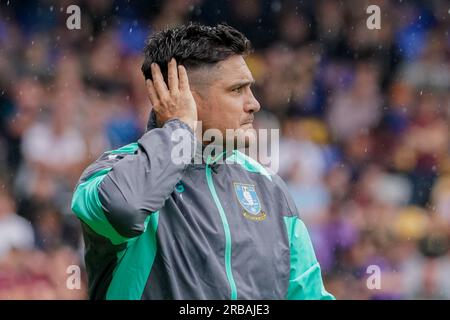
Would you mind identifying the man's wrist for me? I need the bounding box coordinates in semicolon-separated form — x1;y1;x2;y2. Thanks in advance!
163;117;195;132
163;118;195;135
177;118;196;132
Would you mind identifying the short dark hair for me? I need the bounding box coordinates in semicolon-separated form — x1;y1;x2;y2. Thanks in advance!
141;23;252;81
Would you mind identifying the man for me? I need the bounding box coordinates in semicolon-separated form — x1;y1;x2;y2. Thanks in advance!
71;23;334;300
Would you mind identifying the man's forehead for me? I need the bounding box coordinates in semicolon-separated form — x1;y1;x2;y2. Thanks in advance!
214;55;254;82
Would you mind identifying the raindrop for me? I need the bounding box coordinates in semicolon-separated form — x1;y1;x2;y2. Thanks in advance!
129;28;133;33
50;5;53;12
420;90;423;96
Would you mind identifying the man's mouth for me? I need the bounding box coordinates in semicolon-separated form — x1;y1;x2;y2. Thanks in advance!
240;122;254;128
241;117;254;126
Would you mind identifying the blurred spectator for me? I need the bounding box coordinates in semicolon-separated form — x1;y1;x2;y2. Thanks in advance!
0;247;86;299
0;187;34;258
326;61;383;142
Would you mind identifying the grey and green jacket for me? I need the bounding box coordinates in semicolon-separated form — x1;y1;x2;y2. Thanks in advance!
71;111;334;300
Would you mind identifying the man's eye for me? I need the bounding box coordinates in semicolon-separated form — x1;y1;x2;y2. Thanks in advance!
232;87;243;93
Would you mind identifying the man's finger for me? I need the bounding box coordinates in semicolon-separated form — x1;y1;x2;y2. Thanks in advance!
178;65;190;92
167;58;179;94
146;79;159;107
151;63;170;101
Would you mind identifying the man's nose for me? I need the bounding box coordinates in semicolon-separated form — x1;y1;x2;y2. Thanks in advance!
245;91;261;113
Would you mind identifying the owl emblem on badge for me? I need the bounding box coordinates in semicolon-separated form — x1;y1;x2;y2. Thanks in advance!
234;183;267;221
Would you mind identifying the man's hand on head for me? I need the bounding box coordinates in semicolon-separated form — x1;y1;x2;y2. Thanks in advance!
146;58;198;132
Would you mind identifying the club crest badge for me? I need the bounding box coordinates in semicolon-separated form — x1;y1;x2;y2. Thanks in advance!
234;183;266;221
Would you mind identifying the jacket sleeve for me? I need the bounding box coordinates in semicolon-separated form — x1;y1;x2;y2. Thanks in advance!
275;175;335;300
71;119;195;245
284;216;335;300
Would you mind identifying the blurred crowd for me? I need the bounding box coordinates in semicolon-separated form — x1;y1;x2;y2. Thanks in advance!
1;0;450;299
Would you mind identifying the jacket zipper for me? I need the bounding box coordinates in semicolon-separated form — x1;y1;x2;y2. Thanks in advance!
205;153;238;300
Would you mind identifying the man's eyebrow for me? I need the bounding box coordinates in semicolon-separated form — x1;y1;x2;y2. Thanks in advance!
228;79;256;89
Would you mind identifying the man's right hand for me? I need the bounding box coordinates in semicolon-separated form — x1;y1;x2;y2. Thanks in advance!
146;58;198;131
